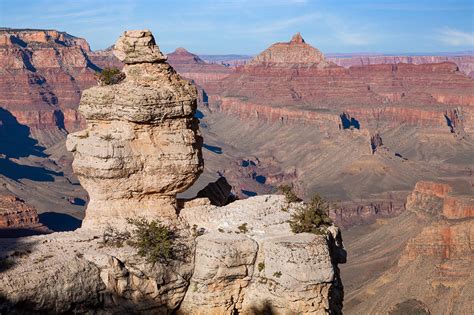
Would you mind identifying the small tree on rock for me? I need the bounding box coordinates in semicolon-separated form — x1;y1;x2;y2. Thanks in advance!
289;193;332;235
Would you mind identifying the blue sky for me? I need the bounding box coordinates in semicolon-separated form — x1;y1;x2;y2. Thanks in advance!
1;0;473;54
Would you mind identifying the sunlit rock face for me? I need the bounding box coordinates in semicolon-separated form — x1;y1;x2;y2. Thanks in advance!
66;30;203;228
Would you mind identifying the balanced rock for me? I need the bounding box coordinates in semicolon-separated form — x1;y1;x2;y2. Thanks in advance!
66;30;203;228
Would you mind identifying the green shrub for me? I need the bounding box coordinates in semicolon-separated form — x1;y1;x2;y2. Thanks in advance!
273;271;282;278
96;67;125;85
278;184;301;203
258;262;265;272
237;223;249;234
126;217;175;264
289;193;332;235
0;257;14;272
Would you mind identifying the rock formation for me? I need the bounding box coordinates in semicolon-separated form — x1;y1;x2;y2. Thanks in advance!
205;34;474;131
167;47;232;87
0;195;345;314
0;30;346;314
0;195;39;228
445;107;467;139
66;30;203;227
248;32;329;66
179;195;346;314
343;180;474;314
328;54;474;78
370;132;383;154
0;195;50;236
0;28;98;137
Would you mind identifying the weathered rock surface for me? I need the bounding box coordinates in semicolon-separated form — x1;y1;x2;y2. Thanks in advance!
0;28;98;134
179;195;345;314
66;30;203;227
0;195;345;314
0;195;39;228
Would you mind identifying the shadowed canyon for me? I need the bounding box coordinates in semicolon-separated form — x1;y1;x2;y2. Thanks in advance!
0;27;473;314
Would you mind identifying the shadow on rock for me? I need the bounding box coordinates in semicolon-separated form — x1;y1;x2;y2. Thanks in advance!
203;143;223;154
39;212;82;232
0;238;37;274
0;158;62;182
249;300;276;315
0;107;47;159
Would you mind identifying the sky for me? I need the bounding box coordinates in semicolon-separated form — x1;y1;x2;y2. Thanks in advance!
0;0;473;54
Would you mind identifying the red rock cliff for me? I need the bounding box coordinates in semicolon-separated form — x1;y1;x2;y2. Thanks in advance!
206;34;474;132
0;29;98;133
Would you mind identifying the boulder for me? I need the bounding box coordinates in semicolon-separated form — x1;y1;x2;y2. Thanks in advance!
66;30;203;228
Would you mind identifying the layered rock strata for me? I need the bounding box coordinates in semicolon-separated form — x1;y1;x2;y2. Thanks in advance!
0;28;97;133
328;54;474;78
0;195;40;228
343;180;474;314
167;48;232;87
0;195;50;236
206;34;474;133
66;30;203;227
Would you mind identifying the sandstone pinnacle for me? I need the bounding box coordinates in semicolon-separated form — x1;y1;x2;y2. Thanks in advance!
113;30;167;64
66;30;203;228
290;32;305;44
248;33;327;65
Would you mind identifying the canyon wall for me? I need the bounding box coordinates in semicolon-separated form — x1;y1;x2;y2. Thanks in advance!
205;34;474;134
328;54;474;78
344;180;474;314
0;29;97;135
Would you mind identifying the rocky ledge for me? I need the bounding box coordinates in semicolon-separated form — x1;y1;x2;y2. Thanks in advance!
0;195;345;314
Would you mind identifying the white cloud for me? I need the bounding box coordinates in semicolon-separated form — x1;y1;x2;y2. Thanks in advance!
437;28;474;46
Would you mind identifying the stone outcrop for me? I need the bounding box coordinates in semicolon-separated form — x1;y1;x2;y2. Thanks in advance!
343;180;474;314
0;195;40;228
400;181;473;294
180;195;345;314
0;195;50;236
445;107;467;139
66;30;203;227
196;176;233;206
0;195;345;314
1;30;345;315
370;133;383;154
404;181;474;218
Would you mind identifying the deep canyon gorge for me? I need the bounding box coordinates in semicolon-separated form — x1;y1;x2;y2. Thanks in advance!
0;27;473;314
